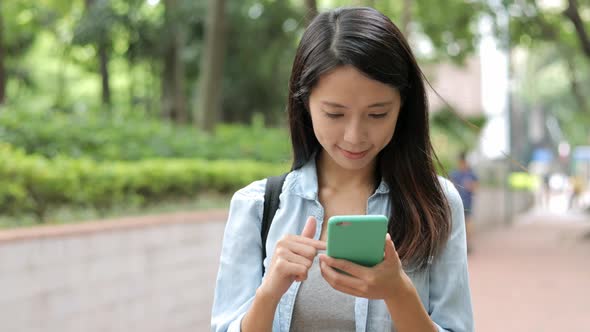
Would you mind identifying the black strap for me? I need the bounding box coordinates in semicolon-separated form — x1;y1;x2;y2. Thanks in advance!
261;173;288;275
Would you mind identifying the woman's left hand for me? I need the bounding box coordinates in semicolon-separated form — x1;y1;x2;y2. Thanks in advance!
319;233;410;301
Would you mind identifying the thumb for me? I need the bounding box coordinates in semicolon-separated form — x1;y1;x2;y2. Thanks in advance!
384;233;396;259
300;216;317;239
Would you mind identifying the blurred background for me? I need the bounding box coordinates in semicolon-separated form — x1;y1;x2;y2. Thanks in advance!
0;0;588;331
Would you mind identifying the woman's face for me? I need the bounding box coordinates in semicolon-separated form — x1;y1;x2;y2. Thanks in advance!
308;65;401;171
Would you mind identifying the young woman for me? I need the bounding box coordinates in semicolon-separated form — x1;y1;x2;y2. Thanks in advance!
211;7;473;332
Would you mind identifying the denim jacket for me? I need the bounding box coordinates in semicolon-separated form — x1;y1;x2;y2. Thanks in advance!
211;157;474;332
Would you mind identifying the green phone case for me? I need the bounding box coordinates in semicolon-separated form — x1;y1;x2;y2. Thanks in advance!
326;215;388;267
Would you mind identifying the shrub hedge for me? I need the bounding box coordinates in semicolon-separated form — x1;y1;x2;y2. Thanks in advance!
0;108;291;162
0;144;289;222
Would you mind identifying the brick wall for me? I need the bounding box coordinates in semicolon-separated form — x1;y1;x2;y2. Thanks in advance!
0;211;227;332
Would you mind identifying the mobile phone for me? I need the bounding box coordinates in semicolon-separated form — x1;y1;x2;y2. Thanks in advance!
326;215;388;267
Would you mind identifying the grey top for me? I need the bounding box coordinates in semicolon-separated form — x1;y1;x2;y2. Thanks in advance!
290;251;356;332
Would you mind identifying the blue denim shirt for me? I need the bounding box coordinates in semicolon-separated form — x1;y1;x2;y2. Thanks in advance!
211;157;473;332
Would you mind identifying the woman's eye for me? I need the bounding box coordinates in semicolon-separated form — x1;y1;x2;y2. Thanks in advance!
370;113;388;119
325;113;344;119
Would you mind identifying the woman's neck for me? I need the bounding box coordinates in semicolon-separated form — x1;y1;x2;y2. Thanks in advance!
316;149;378;193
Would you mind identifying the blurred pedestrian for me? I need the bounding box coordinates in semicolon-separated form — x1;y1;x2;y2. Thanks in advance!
569;175;584;210
451;152;478;253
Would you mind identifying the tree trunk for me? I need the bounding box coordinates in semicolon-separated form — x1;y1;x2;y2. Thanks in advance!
563;0;590;59
197;0;226;132
147;62;156;115
85;0;111;107
564;53;588;113
162;46;174;119
173;29;187;123
0;3;6;105
401;0;413;38
304;0;317;25
534;9;590;114
162;0;188;123
56;47;69;108
98;40;111;105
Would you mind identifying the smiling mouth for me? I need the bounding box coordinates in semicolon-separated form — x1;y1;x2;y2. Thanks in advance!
338;147;369;159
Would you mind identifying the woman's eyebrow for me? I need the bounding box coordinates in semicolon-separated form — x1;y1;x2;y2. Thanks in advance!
321;101;348;109
320;100;394;109
367;101;394;108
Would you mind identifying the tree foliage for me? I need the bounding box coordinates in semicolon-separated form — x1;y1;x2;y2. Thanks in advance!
1;0;587;140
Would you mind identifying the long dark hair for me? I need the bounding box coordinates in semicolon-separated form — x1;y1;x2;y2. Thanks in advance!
287;7;450;269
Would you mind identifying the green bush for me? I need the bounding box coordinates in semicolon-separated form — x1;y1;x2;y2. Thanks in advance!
0;108;291;162
0;144;289;222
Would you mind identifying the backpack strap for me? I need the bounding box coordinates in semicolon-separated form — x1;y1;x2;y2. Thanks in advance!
261;173;288;275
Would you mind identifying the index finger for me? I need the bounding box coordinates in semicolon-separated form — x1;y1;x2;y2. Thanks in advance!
293;236;326;250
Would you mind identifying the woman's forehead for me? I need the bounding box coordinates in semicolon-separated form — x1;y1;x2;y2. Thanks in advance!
310;66;401;106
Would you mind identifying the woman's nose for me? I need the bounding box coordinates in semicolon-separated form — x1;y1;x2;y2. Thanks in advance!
343;119;368;145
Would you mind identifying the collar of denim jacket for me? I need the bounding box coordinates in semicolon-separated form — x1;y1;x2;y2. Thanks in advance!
287;152;390;200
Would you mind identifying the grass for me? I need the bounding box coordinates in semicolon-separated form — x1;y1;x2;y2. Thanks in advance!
0;192;232;229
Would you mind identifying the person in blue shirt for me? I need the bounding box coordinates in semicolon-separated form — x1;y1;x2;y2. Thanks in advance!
212;7;473;332
450;152;478;253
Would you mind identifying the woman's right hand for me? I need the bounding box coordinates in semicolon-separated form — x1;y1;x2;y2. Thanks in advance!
257;216;326;302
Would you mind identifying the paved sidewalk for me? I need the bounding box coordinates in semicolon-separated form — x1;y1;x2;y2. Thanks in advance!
469;210;590;331
201;209;590;331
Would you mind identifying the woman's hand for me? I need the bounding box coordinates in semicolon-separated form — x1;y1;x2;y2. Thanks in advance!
258;216;326;302
318;233;410;301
